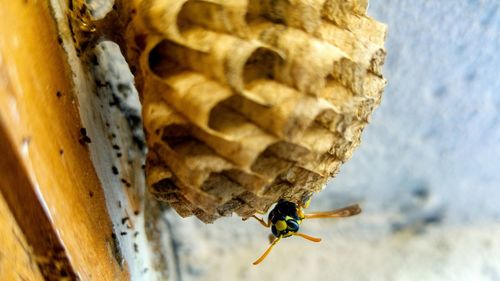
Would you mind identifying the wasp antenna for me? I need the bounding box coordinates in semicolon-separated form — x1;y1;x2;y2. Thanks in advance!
293;232;322;242
252;236;282;265
304;204;362;219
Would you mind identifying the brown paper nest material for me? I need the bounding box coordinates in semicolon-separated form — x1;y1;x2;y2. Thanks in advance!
126;0;387;222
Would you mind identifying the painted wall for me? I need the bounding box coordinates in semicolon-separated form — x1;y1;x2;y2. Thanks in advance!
166;1;500;280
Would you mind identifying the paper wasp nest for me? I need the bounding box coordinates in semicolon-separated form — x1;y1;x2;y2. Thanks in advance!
124;0;387;223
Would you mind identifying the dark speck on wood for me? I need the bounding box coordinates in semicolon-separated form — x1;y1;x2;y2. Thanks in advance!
121;217;130;225
89;54;99;66
79;128;92;145
121;178;131;187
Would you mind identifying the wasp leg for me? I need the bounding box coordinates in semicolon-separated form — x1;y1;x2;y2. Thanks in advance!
292;232;322;242
253;236;282;265
248;215;271;228
304;204;361;219
268;234;276;244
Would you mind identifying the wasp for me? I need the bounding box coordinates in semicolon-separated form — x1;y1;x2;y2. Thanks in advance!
249;197;361;265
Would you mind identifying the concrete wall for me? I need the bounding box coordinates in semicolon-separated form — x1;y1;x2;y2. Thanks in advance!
166;1;500;280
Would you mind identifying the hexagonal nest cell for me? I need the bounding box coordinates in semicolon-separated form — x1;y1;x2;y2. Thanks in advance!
125;0;387;222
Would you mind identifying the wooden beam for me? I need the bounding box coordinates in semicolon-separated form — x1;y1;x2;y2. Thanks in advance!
0;0;130;280
0;119;77;279
0;191;44;281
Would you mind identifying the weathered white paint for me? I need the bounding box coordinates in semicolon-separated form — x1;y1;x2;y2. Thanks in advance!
49;0;174;279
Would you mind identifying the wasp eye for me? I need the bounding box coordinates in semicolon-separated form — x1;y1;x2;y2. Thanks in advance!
286;220;299;232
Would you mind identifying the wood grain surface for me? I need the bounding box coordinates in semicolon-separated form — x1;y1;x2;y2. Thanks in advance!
0;192;44;281
0;0;130;280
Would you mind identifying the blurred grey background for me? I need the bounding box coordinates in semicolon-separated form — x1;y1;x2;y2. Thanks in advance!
164;1;500;280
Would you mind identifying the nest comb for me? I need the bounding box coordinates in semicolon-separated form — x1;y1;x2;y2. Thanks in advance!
124;0;387;223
